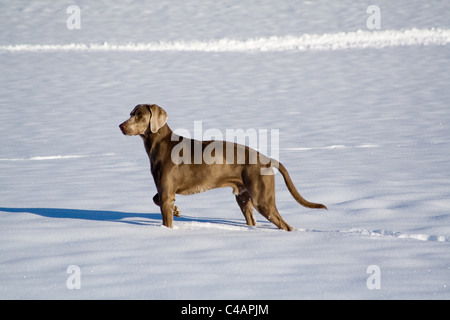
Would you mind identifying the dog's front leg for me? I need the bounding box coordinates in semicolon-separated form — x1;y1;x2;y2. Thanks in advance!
153;193;180;217
159;192;176;228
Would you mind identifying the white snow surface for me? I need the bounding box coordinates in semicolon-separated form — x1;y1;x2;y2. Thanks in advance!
2;28;450;52
1;0;449;299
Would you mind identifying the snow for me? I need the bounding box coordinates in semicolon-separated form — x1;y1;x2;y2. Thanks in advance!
2;28;449;52
1;0;449;299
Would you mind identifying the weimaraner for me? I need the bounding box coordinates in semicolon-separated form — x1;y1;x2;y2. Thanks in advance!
119;104;327;231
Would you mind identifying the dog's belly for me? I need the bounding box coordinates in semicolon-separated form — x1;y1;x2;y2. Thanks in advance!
176;180;243;196
177;184;215;195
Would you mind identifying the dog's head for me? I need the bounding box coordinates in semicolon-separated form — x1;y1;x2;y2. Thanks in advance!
119;104;168;136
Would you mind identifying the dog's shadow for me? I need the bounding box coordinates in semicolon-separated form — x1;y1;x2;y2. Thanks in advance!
0;207;268;230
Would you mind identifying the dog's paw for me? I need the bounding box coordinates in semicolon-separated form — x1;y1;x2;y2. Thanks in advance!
173;205;181;217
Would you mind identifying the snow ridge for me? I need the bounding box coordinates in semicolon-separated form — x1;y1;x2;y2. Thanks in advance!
1;28;448;53
295;227;450;242
336;228;450;242
283;144;379;151
0;153;115;161
175;220;450;242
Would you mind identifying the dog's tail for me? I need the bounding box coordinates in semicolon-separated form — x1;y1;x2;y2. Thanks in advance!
273;160;327;210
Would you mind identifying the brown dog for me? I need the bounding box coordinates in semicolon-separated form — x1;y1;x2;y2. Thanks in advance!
119;104;326;231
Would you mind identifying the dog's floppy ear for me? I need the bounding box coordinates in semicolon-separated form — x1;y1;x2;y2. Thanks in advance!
148;104;168;133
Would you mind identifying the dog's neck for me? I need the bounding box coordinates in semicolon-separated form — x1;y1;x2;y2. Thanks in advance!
140;123;173;154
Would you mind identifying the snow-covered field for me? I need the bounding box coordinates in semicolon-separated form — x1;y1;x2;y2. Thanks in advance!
1;0;449;299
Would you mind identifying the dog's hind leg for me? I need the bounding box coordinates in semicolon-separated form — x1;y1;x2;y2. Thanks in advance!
235;190;256;227
245;173;294;231
256;205;294;231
